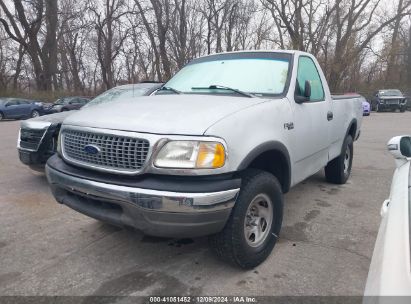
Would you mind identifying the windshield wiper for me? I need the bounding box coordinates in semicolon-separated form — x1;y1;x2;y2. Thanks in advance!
191;85;255;98
158;86;183;94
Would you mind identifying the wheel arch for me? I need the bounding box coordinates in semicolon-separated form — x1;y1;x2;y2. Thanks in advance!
346;119;357;141
237;141;291;193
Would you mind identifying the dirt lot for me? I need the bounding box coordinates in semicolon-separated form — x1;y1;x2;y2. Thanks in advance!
0;112;410;297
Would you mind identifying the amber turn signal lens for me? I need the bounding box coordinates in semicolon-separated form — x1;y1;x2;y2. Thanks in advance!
196;142;225;169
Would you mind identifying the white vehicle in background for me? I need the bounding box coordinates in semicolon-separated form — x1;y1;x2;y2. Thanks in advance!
364;135;411;299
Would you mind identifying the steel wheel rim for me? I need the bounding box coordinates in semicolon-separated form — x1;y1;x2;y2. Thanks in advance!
244;193;273;248
32;111;39;118
344;146;351;174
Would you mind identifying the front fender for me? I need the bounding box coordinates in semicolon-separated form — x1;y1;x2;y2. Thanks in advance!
204;98;294;189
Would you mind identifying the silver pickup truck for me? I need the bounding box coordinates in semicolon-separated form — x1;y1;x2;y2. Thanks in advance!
46;50;363;268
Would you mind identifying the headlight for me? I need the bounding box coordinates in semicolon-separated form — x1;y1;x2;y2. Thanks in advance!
154;141;226;169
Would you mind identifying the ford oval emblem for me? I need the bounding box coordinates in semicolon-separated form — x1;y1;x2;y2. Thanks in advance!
84;145;101;155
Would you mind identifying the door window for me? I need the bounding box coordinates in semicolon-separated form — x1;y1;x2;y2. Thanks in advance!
5;100;17;107
296;56;325;102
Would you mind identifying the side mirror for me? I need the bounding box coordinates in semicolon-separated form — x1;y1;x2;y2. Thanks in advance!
388;136;411;166
304;81;311;98
295;80;311;104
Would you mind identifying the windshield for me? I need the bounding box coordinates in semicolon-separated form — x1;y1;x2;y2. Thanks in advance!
83;86;150;108
379;90;402;97
164;53;291;97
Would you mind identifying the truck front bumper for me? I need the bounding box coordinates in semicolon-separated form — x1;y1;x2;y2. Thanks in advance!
18;149;53;171
378;103;406;111
46;159;240;238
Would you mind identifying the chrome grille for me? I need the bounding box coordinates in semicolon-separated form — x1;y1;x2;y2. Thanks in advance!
62;129;150;173
385;99;399;105
19;128;47;151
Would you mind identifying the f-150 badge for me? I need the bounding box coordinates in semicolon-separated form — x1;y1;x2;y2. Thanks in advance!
284;122;294;130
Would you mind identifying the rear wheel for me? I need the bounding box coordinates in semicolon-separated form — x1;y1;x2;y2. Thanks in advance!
31;110;40;118
325;135;353;184
209;169;283;269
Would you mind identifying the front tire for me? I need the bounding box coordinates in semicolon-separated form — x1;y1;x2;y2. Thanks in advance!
31;110;40;118
325;135;353;184
209;169;283;269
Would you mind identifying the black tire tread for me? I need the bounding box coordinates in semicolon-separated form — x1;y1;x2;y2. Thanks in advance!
209;169;283;269
325;135;353;184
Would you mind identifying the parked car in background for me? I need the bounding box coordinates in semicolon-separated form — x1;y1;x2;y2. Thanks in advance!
49;96;91;113
371;89;407;112
0;98;48;121
45;50;363;268
17;82;163;171
364;135;411;297
362;98;371;116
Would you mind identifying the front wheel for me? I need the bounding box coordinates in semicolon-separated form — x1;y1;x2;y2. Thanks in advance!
31;110;40;118
209;169;283;269
325;135;353;184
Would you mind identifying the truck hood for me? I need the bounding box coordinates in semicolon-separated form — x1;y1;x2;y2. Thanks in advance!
29;111;76;124
63;95;267;135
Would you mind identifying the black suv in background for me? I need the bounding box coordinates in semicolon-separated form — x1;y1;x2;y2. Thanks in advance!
371;89;407;112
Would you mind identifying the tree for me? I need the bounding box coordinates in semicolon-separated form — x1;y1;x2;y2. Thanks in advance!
0;0;58;91
327;0;411;91
89;0;130;90
408;22;411;84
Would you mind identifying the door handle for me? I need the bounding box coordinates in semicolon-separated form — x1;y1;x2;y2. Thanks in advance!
327;111;334;121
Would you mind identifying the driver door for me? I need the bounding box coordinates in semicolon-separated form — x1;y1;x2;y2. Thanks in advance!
292;56;332;184
4;99;20;118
